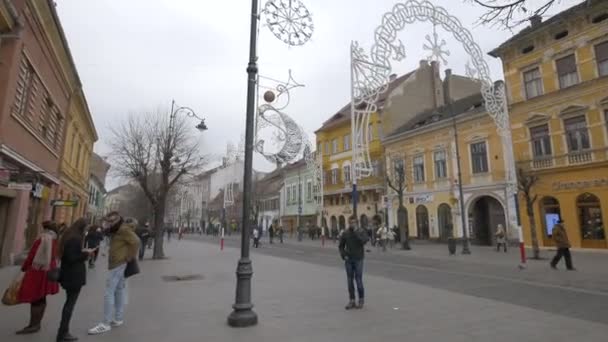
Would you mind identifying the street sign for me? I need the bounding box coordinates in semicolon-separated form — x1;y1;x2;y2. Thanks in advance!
51;200;78;207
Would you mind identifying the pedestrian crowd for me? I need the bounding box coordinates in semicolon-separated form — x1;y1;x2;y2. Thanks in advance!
2;211;141;341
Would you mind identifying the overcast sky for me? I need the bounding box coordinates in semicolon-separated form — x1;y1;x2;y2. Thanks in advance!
55;0;575;188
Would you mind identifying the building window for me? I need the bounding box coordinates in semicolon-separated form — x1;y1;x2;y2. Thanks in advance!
595;41;608;77
433;150;447;179
564;115;590;152
541;197;561;237
523;68;543;99
324;142;329;155
332;139;338;154
13;55;36;120
331;169;338;185
556;54;579;89
413;155;425;183
307;181;312;201
577;193;605;240
343;165;351;183
343;134;351;150
530;124;552;158
286;187;290;205
470;141;488;173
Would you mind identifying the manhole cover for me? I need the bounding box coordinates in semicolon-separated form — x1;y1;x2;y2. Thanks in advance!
162;274;204;282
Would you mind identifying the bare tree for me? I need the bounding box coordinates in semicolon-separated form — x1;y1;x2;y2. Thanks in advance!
387;157;411;250
109;109;205;259
469;0;580;28
518;168;540;259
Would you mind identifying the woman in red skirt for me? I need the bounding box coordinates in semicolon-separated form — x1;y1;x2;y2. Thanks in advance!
16;221;60;335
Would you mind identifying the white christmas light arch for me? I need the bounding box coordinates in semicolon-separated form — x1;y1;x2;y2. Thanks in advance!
351;0;518;235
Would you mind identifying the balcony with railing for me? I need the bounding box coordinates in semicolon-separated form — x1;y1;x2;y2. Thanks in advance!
518;147;608;171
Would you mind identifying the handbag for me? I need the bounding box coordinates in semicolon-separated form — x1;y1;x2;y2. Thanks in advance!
46;268;61;282
124;259;140;278
2;271;24;306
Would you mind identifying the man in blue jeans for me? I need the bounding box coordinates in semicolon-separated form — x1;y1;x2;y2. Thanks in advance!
88;213;140;335
339;216;369;310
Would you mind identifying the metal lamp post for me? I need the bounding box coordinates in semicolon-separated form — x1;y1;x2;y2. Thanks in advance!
227;0;260;328
446;76;471;255
169;100;208;132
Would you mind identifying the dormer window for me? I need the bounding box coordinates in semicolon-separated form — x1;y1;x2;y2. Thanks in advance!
592;13;608;24
554;30;569;40
522;45;535;54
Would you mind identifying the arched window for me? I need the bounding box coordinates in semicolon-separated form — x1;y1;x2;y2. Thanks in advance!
540;197;561;237
330;216;337;230
360;214;369;229
437;203;452;240
577;193;605;240
339;215;346;230
416;205;429;239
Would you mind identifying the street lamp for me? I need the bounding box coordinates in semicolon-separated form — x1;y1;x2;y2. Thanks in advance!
387;157;410;250
227;0;260;328
170;99;208;131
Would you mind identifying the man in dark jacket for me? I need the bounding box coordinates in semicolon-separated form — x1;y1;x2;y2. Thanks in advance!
550;219;575;270
135;223;151;261
339;216;369;310
85;226;104;268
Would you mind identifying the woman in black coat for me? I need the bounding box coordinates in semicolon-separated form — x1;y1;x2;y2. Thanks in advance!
56;218;96;342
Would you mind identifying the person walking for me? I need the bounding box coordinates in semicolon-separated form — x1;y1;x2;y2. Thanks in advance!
135;223;151;261
550;219;575;270
56;218;97;341
268;224;275;244
339;216;369;310
88;212;140;335
387;228;395;249
15;221;60;335
166;227;172;241
375;220;388;252
252;227;260;248
495;224;507;253
278;225;284;243
85;226;104;268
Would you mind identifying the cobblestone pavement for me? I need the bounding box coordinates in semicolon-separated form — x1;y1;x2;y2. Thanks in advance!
1;238;607;342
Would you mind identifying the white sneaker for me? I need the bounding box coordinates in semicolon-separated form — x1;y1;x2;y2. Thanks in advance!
88;323;111;335
111;320;124;327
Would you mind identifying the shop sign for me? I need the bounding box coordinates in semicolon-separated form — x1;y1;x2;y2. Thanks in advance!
552;178;608;191
51;200;78;207
408;194;434;204
8;182;32;191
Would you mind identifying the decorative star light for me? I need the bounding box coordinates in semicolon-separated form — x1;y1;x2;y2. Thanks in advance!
264;0;314;46
391;39;406;61
423;24;450;66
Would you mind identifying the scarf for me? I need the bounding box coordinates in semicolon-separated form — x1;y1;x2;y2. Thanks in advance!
32;230;57;270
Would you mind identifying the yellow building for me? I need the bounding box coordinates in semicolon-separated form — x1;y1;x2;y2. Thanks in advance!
315;96;387;231
316;61;481;232
383;70;510;244
54;89;98;224
490;0;608;249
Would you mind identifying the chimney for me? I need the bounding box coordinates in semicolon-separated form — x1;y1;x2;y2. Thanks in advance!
419;60;428;68
530;15;542;27
389;73;397;82
443;69;452;104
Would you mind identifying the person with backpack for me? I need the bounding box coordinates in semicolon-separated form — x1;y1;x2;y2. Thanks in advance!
339;216;369;310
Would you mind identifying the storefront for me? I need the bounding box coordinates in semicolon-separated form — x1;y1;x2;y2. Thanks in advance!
530;174;608;249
